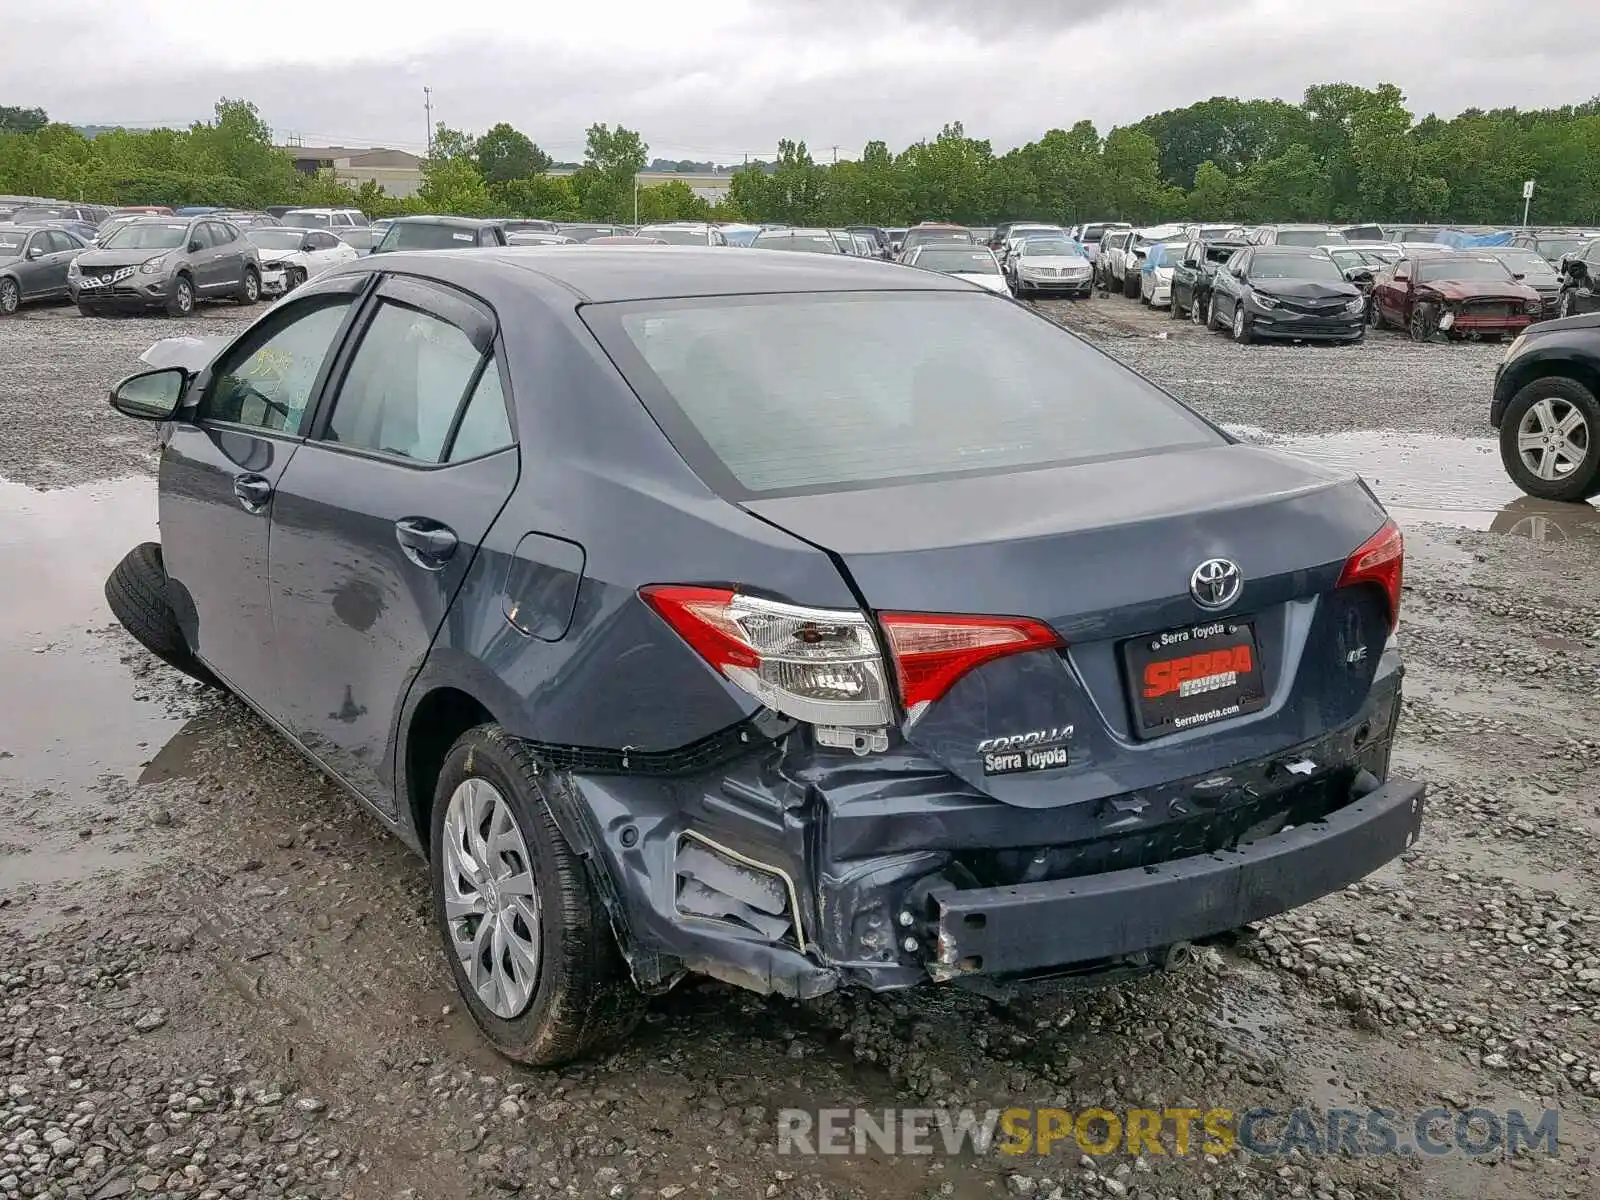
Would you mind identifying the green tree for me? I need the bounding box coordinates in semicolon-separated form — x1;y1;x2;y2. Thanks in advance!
474;122;552;183
0;106;48;136
1188;161;1234;218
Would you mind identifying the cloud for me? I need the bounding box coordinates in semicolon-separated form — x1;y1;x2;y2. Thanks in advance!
4;0;1598;163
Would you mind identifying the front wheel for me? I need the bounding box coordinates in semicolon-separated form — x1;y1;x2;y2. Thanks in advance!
1232;304;1254;344
1191;291;1207;325
104;543;220;688
1122;271;1140;299
1207;293;1223;331
0;277;19;315
1408;305;1434;342
1368;298;1386;330
166;275;194;317
1499;377;1600;501
430;725;644;1067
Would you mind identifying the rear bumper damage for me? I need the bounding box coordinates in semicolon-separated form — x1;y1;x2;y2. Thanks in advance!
552;677;1420;1001
929;774;1422;980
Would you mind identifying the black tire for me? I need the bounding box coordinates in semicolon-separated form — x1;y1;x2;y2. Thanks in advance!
288;266;307;291
1368;298;1385;330
430;725;644;1067
0;277;19;315
1168;293;1181;318
1408;305;1434;342
1498;376;1600;502
166;274;195;318
1122;271;1140;299
236;266;260;305
1231;304;1254;344
104;543;220;687
76;304;99;318
1207;293;1222;331
1191;291;1206;325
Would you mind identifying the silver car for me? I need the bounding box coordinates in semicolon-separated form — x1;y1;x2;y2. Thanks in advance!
0;224;89;314
69;215;261;316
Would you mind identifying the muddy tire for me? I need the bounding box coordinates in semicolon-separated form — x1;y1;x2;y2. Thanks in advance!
104;543;219;687
430;725;644;1067
1498;376;1600;502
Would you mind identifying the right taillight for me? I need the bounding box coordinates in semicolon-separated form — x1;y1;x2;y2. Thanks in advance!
1337;519;1404;630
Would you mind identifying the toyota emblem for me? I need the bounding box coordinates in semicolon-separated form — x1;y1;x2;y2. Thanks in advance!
1189;558;1243;610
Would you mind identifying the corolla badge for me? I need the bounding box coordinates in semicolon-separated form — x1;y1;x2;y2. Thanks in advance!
977;725;1074;777
1189;558;1243;610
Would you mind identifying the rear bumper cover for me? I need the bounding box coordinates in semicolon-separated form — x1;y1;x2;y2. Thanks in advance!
930;775;1423;979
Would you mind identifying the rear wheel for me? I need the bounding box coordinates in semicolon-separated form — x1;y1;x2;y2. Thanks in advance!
104;543;220;688
0;277;19;315
430;725;644;1067
1499;377;1600;501
236;266;260;305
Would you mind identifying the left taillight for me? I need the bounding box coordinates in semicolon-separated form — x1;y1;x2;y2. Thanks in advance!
1337;519;1404;631
640;587;1065;729
640;586;894;727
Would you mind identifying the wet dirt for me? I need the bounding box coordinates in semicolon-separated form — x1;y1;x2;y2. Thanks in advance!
1;297;1599;1200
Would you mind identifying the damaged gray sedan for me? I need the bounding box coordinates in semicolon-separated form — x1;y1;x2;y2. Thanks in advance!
100;247;1424;1065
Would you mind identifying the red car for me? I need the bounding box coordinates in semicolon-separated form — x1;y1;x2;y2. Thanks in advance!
1369;253;1542;341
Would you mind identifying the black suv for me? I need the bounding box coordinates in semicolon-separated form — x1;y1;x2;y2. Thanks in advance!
1492;314;1600;500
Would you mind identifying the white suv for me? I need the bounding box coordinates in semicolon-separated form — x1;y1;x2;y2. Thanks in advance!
280;207;369;231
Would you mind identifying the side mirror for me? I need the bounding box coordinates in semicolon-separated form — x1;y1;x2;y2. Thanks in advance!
188;240;202;253
109;366;188;422
26;245;43;260
1512;271;1526;280
301;239;316;252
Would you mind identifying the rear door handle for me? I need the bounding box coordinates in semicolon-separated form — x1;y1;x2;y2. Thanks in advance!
395;517;458;569
232;474;272;511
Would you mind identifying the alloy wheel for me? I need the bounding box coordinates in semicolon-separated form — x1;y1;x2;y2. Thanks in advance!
0;279;17;315
1233;307;1245;339
1516;396;1591;482
1191;293;1204;324
175;280;193;313
244;271;259;302
441;777;542;1019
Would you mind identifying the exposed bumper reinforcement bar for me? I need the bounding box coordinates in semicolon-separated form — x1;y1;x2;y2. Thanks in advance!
931;776;1425;979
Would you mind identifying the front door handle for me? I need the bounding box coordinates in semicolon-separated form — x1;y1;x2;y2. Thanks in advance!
395;517;458;570
232;474;272;511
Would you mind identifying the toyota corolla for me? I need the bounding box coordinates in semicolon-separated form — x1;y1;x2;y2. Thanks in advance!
101;247;1424;1065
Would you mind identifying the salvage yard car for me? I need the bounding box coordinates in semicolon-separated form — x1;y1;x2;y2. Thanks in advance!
1169;235;1250;323
1139;241;1186;307
0;224;88;315
70;215;261;316
1368;253;1541;342
1006;236;1093;298
100;247;1423;1066
1554;240;1600;318
1492;313;1600;501
1206;247;1367;344
902;242;1010;293
246;226;360;294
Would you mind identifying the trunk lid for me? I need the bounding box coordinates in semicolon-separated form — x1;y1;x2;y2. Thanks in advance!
744;443;1394;808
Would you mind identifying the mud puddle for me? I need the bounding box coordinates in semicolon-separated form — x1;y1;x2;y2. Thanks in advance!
1229;427;1600;538
0;475;206;899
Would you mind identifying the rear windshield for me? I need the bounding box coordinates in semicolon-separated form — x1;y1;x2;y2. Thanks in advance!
282;212;331;228
753;232;840;252
643;228;711;245
377;223;481;251
586;292;1219;496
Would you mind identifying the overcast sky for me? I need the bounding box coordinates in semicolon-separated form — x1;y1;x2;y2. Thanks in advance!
8;0;1597;163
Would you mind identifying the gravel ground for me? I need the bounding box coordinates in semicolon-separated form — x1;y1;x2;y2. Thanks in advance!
1;296;1598;1200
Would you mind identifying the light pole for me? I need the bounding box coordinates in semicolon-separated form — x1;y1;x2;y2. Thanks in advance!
634;176;640;225
423;87;433;157
1521;178;1534;227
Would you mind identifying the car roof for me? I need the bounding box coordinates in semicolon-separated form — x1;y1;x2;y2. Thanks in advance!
387;215;501;228
374;245;972;303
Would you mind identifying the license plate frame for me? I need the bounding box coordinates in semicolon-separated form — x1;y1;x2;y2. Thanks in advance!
1121;618;1268;740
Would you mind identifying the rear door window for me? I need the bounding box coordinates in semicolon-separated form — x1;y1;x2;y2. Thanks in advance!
322;301;488;462
586;292;1219;497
